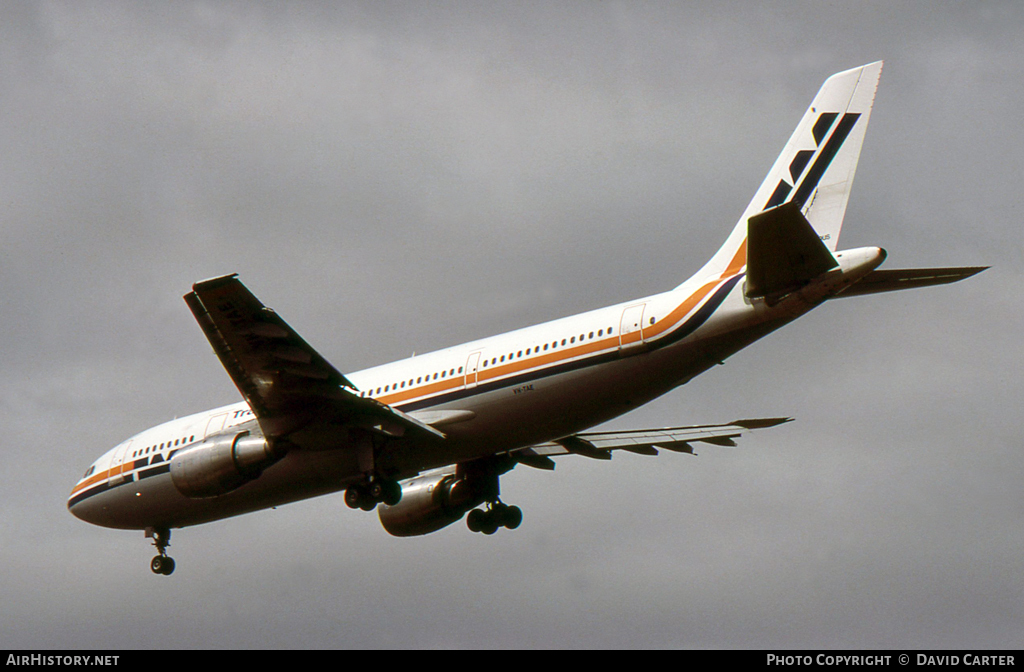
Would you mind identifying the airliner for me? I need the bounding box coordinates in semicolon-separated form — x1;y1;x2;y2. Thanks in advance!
69;62;985;575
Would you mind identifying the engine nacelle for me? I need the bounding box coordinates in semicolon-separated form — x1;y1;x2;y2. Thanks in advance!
378;471;483;537
169;430;278;499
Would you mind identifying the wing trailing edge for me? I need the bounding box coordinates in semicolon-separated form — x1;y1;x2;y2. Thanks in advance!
511;417;792;467
185;274;445;443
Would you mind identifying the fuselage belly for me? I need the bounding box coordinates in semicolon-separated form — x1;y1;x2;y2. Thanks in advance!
69;280;806;530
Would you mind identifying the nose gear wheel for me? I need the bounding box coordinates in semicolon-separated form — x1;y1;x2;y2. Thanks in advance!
146;527;175;576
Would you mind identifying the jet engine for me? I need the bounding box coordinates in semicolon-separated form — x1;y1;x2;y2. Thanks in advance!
377;471;483;537
169;430;279;498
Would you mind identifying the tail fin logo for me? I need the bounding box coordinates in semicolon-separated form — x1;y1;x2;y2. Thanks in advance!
763;112;861;211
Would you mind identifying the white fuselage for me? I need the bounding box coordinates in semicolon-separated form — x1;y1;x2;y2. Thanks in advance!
67;247;884;531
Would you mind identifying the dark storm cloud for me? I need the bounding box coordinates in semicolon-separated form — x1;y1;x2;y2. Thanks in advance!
1;1;1020;648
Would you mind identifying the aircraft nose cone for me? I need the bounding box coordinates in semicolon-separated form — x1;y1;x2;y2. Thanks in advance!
68;482;109;527
68;488;91;522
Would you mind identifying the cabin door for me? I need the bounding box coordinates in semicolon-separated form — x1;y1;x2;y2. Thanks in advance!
618;303;646;351
464;351;482;389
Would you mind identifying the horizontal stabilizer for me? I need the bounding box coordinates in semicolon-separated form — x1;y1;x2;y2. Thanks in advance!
834;266;988;298
745;201;839;302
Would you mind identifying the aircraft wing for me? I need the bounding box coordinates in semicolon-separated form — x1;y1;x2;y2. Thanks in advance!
184;274;444;442
510;417;792;469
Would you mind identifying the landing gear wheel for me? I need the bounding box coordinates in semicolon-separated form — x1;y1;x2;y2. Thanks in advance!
369;481;385;501
146;527;175;576
151;555;175;575
345;484;367;509
502;505;523;530
346;477;402;510
344;483;377;510
381;480;402;506
467;502;523;534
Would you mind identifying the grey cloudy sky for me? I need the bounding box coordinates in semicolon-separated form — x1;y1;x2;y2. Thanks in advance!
1;1;1021;649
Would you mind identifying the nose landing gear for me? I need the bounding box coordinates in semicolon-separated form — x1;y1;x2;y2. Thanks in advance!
146;527;175;576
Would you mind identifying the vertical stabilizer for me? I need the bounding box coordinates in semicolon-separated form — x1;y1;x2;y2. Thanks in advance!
695;62;883;282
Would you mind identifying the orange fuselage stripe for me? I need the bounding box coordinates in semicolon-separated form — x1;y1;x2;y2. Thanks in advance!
368;273;732;407
72;260;746;497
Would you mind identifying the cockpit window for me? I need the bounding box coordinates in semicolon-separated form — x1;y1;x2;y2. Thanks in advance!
83;466;95;479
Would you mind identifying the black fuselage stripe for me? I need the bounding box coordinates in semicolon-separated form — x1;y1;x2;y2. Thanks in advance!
71;276;743;506
138;463;171;480
68;450;186;508
399;275;743;412
68;480;112;508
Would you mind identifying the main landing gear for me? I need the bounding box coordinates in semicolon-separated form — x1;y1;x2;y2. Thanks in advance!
467;501;522;535
345;432;403;511
459;455;522;535
146;527;175;576
344;475;402;511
